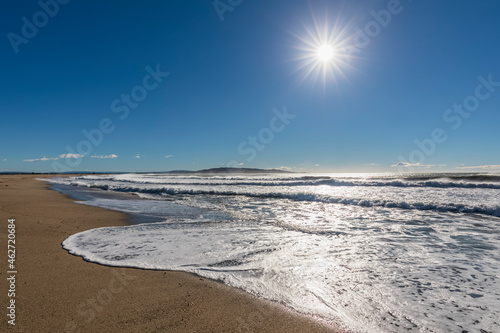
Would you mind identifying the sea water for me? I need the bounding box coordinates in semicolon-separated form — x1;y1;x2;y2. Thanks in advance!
44;173;500;332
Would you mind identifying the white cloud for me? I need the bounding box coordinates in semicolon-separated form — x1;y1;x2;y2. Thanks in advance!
91;154;118;159
455;164;500;170
315;164;319;167
59;153;84;159
135;154;140;159
275;166;291;170
238;162;244;166
2;158;6;162
391;162;435;168
23;156;59;162
24;153;85;162
164;155;173;159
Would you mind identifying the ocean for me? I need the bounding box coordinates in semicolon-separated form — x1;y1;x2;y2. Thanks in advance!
44;172;500;333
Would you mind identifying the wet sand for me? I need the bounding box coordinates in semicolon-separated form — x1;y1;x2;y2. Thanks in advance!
0;175;343;332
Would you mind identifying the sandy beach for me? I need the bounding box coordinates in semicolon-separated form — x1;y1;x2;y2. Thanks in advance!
0;175;341;333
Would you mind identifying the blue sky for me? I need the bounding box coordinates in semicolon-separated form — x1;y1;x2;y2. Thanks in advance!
1;0;500;173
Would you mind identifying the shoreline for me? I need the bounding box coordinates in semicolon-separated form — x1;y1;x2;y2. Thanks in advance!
0;175;343;332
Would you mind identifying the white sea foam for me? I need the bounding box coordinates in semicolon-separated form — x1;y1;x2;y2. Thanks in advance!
46;174;500;218
47;173;500;333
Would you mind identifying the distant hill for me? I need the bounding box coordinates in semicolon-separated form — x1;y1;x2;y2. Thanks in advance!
1;167;292;175
168;167;292;174
197;167;291;174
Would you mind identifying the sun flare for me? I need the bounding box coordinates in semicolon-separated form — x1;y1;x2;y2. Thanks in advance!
292;14;354;87
317;44;335;61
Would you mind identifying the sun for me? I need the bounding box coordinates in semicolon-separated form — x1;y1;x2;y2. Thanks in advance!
292;13;354;88
317;44;335;61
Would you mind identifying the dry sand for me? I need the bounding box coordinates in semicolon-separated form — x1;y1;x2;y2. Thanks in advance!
0;175;343;332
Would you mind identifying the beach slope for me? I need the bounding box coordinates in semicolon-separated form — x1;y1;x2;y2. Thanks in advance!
0;175;340;333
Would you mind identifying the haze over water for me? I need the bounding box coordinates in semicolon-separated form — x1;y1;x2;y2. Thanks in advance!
46;172;500;333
